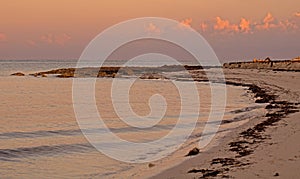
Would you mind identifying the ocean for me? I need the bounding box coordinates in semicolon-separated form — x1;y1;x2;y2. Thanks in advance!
0;60;266;178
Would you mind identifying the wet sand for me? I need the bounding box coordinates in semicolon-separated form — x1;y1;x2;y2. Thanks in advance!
153;69;300;178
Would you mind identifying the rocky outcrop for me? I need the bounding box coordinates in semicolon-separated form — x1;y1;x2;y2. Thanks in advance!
28;65;204;78
223;60;300;71
292;57;300;62
11;72;25;76
139;73;168;80
30;68;76;78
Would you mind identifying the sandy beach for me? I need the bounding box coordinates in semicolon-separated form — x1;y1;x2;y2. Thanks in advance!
3;66;299;178
1;69;264;178
153;68;300;178
2;1;300;178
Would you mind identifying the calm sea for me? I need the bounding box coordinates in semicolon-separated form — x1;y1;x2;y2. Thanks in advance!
0;60;266;178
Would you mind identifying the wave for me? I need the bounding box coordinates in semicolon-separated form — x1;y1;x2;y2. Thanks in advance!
0;143;93;161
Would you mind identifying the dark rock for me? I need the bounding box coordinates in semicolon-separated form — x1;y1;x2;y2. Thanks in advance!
202;170;221;178
57;73;74;78
265;57;271;62
274;172;279;176
148;163;155;168
188;168;211;173
265;104;279;109
139;73;168;80
185;147;200;156
211;158;243;167
188;169;221;177
11;72;25;76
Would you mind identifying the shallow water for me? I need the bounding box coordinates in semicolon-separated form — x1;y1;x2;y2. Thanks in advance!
0;76;267;178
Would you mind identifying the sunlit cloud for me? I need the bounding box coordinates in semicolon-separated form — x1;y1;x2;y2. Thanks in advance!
255;12;277;30
40;33;71;46
26;40;37;47
0;33;7;42
278;19;298;31
180;18;192;27
198;12;300;35
55;33;71;46
41;34;54;44
239;18;251;33
254;12;298;31
214;17;239;33
199;22;208;32
145;23;161;35
294;12;300;17
264;12;274;23
176;18;193;31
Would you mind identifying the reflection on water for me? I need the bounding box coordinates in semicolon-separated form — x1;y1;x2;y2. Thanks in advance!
0;77;265;178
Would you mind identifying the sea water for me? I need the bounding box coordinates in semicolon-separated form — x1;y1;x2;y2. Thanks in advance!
0;60;266;178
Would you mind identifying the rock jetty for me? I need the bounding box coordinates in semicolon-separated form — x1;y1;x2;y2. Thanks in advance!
29;65;203;78
223;58;300;71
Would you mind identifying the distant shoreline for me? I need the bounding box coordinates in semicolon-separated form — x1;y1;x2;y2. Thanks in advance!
223;60;300;71
10;59;300;78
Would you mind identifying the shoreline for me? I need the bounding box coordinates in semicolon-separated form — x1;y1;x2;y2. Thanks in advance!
151;68;300;178
0;75;259;178
0;73;259;178
6;66;300;178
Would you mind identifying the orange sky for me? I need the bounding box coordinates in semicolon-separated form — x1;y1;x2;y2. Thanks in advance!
0;0;299;61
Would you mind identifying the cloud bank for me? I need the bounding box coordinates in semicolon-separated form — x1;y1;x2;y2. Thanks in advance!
194;12;299;34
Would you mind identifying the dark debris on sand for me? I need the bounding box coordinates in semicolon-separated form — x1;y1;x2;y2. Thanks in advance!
187;81;299;178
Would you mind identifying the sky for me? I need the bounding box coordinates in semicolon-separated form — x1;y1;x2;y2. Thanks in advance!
0;0;299;62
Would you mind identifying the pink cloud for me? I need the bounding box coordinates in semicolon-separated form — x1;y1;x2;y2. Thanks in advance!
199;22;208;32
145;23;161;35
214;17;239;33
55;33;71;46
254;12;299;32
256;13;277;30
41;34;54;44
26;40;37;47
239;18;251;33
200;13;299;35
278;19;298;31
40;33;71;46
0;33;7;42
264;12;274;24
180;18;192;28
175;18;194;31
